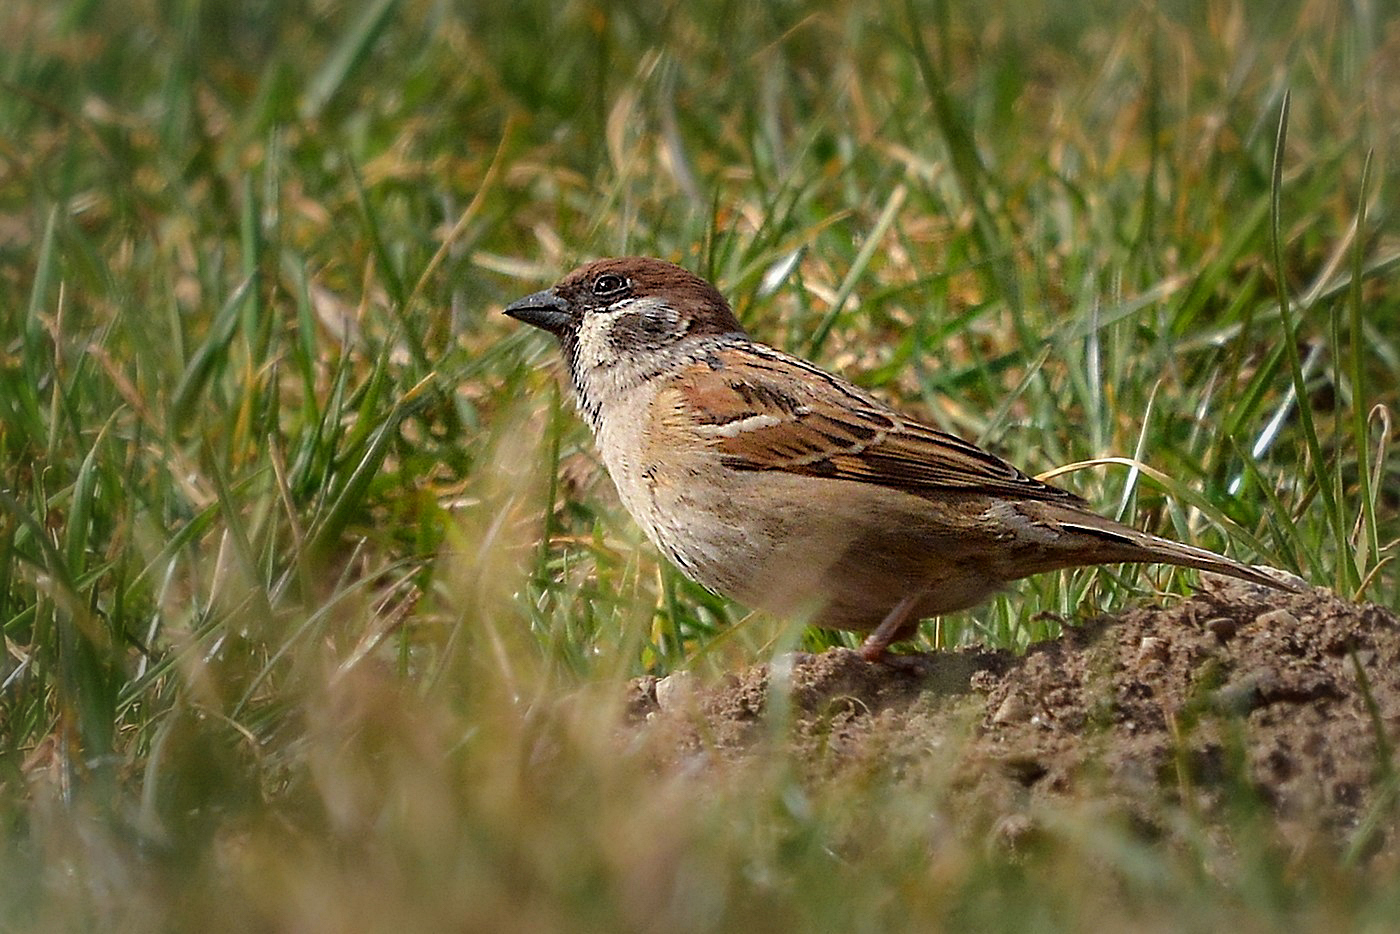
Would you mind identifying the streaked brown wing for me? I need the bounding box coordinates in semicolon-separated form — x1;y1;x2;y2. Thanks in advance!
677;347;1084;505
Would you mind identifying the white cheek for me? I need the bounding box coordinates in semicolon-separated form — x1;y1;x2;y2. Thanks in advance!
574;313;616;372
573;296;681;394
570;309;644;431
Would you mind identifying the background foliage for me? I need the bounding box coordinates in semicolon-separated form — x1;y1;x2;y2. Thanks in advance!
1;0;1396;929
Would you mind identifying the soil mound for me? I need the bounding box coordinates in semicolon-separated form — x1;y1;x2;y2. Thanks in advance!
628;580;1400;849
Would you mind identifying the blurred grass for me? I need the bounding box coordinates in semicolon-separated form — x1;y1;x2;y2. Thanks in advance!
1;0;1398;929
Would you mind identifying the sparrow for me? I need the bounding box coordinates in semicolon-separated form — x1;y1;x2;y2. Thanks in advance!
503;256;1303;662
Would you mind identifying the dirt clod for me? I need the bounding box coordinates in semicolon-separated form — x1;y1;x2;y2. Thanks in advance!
629;582;1400;848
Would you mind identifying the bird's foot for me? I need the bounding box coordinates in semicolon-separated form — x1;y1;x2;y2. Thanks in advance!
857;593;924;669
857;637;936;675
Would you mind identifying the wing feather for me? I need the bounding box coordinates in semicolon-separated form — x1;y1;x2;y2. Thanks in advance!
678;345;1083;505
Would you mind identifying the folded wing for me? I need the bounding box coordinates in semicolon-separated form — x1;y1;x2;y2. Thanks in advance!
678;345;1084;505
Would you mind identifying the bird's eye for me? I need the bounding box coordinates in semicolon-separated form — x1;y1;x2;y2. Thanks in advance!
592;273;628;298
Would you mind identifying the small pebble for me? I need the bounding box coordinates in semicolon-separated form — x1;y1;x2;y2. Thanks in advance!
1254;609;1300;629
991;813;1039;851
1138;636;1168;663
654;670;696;711
1205;617;1238;642
992;693;1031;725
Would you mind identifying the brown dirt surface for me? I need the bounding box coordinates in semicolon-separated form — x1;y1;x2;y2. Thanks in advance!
626;579;1400;851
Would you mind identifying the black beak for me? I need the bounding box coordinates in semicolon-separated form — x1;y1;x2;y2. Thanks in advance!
503;288;571;336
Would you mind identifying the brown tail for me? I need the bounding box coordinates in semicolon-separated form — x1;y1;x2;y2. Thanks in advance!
1034;503;1305;593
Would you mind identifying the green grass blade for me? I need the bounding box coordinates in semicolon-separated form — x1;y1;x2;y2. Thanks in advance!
1347;150;1380;582
1268;90;1346;588
300;0;401;120
169;276;256;431
305;373;436;566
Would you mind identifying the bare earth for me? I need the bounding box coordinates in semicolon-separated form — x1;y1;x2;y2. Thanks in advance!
627;579;1400;853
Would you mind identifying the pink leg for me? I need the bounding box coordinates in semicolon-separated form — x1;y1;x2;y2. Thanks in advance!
857;592;923;664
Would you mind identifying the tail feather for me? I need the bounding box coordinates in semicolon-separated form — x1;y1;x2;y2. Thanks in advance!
1042;507;1305;593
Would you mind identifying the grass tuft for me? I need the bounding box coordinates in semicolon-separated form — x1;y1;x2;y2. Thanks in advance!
0;0;1397;928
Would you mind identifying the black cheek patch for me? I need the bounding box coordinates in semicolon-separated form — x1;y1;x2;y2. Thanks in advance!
608;311;681;354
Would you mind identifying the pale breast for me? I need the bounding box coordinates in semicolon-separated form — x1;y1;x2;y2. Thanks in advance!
589;377;1014;633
